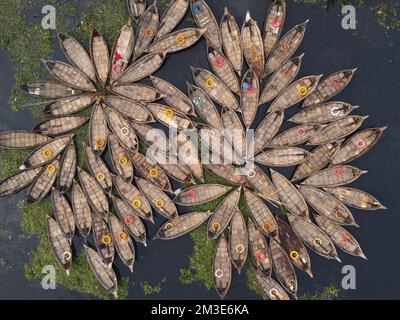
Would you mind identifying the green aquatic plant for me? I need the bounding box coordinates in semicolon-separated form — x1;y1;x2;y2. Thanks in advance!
140;277;166;295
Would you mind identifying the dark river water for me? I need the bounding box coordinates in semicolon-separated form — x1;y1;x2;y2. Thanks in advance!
0;0;399;300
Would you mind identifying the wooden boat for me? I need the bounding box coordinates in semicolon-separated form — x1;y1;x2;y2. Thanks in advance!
51;188;75;240
303;69;357;107
241;12;265;79
56;142;76;193
0;131;49;149
133;2;159;60
174;184;231;206
108;134;134;183
265;20;309;75
176;131;204;181
307;116;368;145
207;43;240;95
248;218;272;276
92;212;115;266
203;163;247;186
84;245;118;299
43;60;96;92
299;185;357;226
20;81;83;98
259;54;304;105
105;107;138;153
127;0;147;20
240;69;259;128
33;116;88;136
89;103;108;157
146;103;195;130
190;0;221;49
263;0;286;56
207;188;241;240
71;180;92;238
253;268;289;300
221;109;247;161
314;214;367;259
110;18;135;83
191;66;240;112
151;76;194;115
85;144;113;193
292;141;343;182
90;29;110;87
47;216;72;275
331;127;387;165
27;158;60;204
111;83;163;102
0;168;41;197
271;169;308;217
324;186;386;211
244;188;279;238
147;28;206;54
112;196;147;246
287;214;340;261
243;165;279;203
156;0;189;39
229;210;248;274
213;235;232;299
220;7;243;75
289;102;358;124
187;83;223;130
113;175;154;223
155;211;211;240
44;95;95;116
103;96;154;123
131;122;173;153
269;238;297;297
136;177;178;219
255;147;310;167
276;217;312;278
268;75;322;112
58;33;96;82
77;167;109;216
267;124;322;148
108;214;136;272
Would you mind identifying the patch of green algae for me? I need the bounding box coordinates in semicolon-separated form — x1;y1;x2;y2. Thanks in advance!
140;277;166;295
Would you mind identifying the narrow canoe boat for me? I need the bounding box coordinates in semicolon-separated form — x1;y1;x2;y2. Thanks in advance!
276;217;312;278
111;83;163;102
303;69;358;107
89;103;108;157
213;236;232;299
314;214;367;259
307;116;368;145
0;131;49;149
92;213;115;266
259;54;304;105
108;134;134;183
71;180;92;238
268;75;322;112
90;29;110;87
324;187;386;211
248;218;272;276
43;60;96;92
103;96;154;123
244;188;279;238
243;165;279;203
0;168;41;197
51;188;75;240
20;81;82;98
291;141;343;182
287;214;340;261
58;33;96;81
146;103;195;130
174;184;232;206
269;238;297;297
176;130;204;181
267;124;322;147
263;0;286;56
229;209;248;274
299;185;357;226
44;95;95;116
113;175;154;223
112;196;147;246
131;122;173;153
108;214;135;272
85;144;113;193
77;168;109;216
47;216;72;275
271;169;308;217
289;102;358;124
221;109;247;162
27;158;60;204
253;268;289;300
136;176;178;219
207;188;241;240
127;0;147;20
220;7;243;75
84;245;118;299
33;116;88;136
156;0;189;39
240;69;260;128
155;211;211;240
331;127;387;165
56;142;76;193
191;66;240;112
133;3;159;60
241;12;265;79
265;20;309;75
255;147;310;167
190;0;221;49
203;163;247;186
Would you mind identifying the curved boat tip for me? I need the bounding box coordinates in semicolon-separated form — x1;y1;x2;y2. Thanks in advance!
360;170;368;175
302;19;310;27
379;125;389;132
306;269;314;278
245;10;251;22
129;265;134;273
66;269;70;276
359;252;368;260
223;6;229;16
111;290;118;300
335;256;342;263
352;105;360;110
